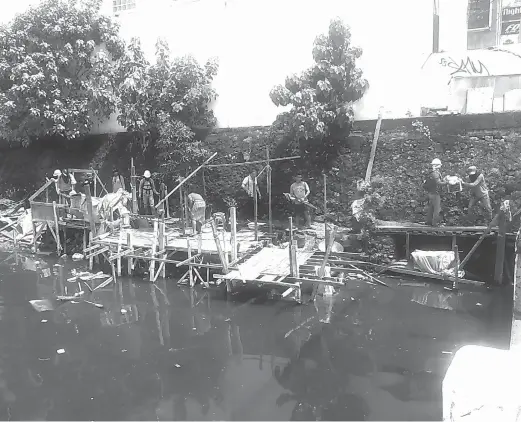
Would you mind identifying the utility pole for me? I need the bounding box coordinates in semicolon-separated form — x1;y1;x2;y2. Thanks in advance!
433;0;440;53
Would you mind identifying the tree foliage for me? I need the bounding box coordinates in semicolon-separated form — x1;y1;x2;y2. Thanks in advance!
115;37;218;173
270;18;368;172
0;0;124;145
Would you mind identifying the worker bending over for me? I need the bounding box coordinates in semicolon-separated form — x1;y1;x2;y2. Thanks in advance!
139;170;158;216
462;165;493;224
187;192;206;234
423;158;448;227
52;169;76;205
289;173;312;228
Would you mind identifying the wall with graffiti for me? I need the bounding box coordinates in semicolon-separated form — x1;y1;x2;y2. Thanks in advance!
420;45;521;113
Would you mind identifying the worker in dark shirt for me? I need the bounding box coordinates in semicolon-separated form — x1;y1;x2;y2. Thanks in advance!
462;165;493;224
423;158;448;227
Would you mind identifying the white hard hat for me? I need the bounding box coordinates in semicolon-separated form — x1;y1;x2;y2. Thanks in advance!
144;170;151;178
431;158;442;166
53;169;62;177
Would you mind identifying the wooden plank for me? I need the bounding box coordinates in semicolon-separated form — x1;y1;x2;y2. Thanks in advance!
84;183;96;236
254;174;258;241
266;147;273;236
52;201;61;255
386;265;484;286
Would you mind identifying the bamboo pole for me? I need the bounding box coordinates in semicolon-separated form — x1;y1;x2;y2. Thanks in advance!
84;183;96;236
323;173;328;249
89;232;94;270
117;230;123;277
160;218;166;279
184;192;190;233
230;206;238;262
156;152;217;209
289;217;294;277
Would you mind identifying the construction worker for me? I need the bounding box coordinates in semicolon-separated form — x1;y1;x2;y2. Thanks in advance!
139;170;158;216
289;173;312;228
241;169;261;221
187;192;206;234
462;165;493;224
52;169;76;205
112;167;126;193
423;158;448;226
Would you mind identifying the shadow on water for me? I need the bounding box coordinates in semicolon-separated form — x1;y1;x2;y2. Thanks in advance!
0;251;513;420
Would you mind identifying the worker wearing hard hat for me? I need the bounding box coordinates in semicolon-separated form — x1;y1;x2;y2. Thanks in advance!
139;170;159;215
423;158;448;226
461;165;493;223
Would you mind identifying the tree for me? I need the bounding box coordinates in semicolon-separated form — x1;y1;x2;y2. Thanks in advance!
0;0;125;145
115;37;218;173
270;18;368;173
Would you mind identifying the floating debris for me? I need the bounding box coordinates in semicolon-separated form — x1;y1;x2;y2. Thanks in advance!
174;364;181;368
71;253;84;261
57;349;65;354
29;299;54;312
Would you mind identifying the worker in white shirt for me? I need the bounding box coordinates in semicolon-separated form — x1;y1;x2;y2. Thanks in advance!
289;173;312;228
241;169;261;221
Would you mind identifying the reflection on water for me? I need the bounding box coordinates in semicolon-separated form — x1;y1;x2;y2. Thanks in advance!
0;251;513;421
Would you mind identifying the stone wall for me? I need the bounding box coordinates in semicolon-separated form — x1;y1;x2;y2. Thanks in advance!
346;112;521;226
2;111;521;227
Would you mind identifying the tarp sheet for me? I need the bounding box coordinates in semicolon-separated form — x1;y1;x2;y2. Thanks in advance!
411;250;465;278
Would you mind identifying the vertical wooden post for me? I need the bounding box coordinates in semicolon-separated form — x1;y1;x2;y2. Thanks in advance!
202;167;207;199
131;158;138;213
117;230;123;277
253;174;258;241
160;217;166;279
230;206;238;262
32;222;38;252
289;217;295;277
291;240;299;278
406;232;411;263
88;232;94;270
210;220;229;274
45;186;49;203
323;173;328;248
184;192;190;234
84;183;96;236
188;238;194;287
179;186;185;235
365;108;383;183
452;242;459;290
266;147;272;236
52;201;61;255
164;184;170;218
127;232;133;276
63;225;67;255
451;234;457;251
149;219;158;282
494;209;507;285
83;229;87;252
93;171;97;198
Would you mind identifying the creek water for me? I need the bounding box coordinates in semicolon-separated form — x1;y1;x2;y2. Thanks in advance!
0;250;512;421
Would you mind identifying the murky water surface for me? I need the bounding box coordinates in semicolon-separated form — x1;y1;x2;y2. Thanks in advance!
0;251;512;421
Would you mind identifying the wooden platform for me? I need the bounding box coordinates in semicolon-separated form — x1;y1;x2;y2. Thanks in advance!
92;227;262;255
219;247;314;282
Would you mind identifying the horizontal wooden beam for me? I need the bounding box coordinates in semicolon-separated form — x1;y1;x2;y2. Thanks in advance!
205;155;301;168
386;265;485;286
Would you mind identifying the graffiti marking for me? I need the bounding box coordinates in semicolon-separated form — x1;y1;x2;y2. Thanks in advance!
438;57;490;77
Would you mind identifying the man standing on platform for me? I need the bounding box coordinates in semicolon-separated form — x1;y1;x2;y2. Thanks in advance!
423;158;448;227
112;167;126;193
462;165;493;224
139;170;159;216
241;169;261;221
290;173;312;228
187;192;206;234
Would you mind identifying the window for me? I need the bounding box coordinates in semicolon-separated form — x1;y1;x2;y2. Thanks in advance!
113;0;136;14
